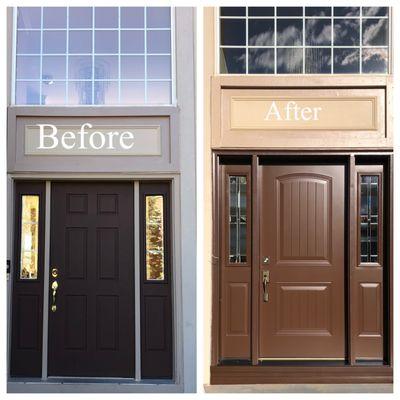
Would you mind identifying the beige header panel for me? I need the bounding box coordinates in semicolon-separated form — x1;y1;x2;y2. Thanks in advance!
230;97;376;131
217;88;387;149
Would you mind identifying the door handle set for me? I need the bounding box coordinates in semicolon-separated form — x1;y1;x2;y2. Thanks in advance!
51;267;59;313
262;269;270;302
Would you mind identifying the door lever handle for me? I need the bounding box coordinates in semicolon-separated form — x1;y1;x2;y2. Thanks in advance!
51;280;58;312
262;270;270;302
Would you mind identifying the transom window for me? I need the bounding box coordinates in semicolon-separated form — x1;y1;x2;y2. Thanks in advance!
219;6;390;74
14;7;173;105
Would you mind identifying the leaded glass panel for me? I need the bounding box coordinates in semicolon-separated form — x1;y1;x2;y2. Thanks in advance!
229;176;247;263
360;175;379;263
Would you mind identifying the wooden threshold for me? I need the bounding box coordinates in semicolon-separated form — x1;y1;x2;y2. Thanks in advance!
210;365;393;385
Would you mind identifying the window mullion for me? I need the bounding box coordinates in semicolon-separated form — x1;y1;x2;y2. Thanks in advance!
144;7;147;103
39;7;43;104
91;7;95;104
66;7;69;104
118;7;121;104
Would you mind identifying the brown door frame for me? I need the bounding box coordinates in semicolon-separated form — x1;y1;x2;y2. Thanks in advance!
211;150;393;383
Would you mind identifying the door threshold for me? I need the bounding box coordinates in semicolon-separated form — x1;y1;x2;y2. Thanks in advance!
9;377;174;384
210;364;393;385
8;378;181;393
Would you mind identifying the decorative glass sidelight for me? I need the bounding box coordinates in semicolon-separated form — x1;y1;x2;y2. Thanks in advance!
360;175;379;263
19;195;40;279
145;195;165;280
229;176;247;263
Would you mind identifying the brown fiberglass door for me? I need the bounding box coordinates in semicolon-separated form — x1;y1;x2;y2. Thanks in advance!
259;165;345;359
48;182;135;377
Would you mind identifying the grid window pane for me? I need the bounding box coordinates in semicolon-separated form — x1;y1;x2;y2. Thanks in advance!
94;56;118;80
220;19;246;46
334;48;360;73
16;81;40;104
16;56;40;79
248;49;274;74
43;7;67;28
15;7;173;104
17;7;41;29
277;19;302;46
147;7;170;28
248;19;274;46
363;7;388;17
219;6;390;75
147;55;171;79
362;49;388;73
147;81;171;104
334;7;360;17
95;30;118;53
277;7;302;17
305;19;331;46
42;81;66;105
121;30;144;53
220;48;246;74
305;48;331;73
43;31;67;54
17;31;41;54
147;30;171;53
121;56;145;79
277;48;303;73
95;7;118;28
69;31;92;54
121;7;144;28
69;7;93;28
94;81;119;104
42;56;66;80
305;7;331;17
68;56;92;79
362;19;388;46
334;19;360;46
68;81;93;105
248;7;274;17
220;7;246;17
121;81;145;104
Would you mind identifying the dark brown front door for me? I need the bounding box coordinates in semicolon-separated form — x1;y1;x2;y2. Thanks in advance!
259;165;345;359
48;182;135;377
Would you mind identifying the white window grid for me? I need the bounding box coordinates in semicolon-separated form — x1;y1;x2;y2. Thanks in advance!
217;6;391;75
12;6;176;105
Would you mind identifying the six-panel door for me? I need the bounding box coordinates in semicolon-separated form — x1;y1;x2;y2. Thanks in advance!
48;182;135;377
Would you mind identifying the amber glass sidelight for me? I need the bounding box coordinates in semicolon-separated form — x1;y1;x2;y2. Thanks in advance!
19;195;39;279
145;195;165;280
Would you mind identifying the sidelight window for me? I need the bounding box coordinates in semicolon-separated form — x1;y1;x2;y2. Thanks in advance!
145;195;165;280
229;176;247;263
14;7;173;105
219;6;390;74
359;175;379;263
19;195;40;279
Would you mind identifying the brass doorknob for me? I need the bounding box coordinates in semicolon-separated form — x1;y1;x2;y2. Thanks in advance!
51;280;58;312
262;270;270;302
